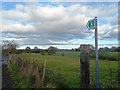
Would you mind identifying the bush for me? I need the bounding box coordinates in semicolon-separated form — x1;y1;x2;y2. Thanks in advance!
41;51;45;55
61;53;65;56
90;50;95;58
45;70;67;88
98;51;118;61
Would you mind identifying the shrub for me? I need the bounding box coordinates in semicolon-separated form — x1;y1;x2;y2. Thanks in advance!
61;53;65;56
41;51;45;55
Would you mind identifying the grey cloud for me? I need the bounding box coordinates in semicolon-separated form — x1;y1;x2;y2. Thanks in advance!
99;25;118;40
2;2;118;46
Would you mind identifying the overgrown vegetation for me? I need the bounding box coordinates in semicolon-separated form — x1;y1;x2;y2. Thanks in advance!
7;54;67;88
2;40;17;56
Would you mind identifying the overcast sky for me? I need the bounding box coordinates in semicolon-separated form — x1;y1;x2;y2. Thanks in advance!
1;2;119;49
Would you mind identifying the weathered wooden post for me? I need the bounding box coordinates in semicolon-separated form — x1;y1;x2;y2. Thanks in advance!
42;59;47;82
80;44;90;88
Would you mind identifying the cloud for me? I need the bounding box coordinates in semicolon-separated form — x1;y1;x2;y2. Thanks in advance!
98;24;118;39
2;10;30;22
16;4;24;10
2;23;35;33
1;2;118;46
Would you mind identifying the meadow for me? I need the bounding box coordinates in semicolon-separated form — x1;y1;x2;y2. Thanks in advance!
18;52;119;88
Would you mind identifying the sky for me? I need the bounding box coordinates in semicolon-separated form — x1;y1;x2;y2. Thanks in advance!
1;1;119;49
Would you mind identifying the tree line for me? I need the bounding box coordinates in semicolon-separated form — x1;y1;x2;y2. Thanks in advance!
2;40;58;55
2;40;120;59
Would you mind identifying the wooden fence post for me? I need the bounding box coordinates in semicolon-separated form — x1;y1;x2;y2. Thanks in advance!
80;44;90;88
42;59;47;82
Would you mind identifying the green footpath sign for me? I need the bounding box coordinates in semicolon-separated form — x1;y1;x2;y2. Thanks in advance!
86;19;97;30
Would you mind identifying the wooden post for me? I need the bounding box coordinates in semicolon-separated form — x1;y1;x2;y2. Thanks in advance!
42;59;47;82
80;44;90;88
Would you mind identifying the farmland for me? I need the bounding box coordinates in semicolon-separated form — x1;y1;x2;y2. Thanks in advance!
16;52;119;88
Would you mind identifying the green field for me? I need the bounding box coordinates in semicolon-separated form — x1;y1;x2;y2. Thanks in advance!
18;52;119;88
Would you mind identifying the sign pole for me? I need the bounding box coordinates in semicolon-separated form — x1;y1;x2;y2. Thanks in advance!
94;17;99;88
86;17;99;88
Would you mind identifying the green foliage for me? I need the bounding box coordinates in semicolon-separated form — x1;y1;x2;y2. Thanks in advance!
25;46;31;53
32;46;40;53
48;46;57;55
19;53;119;88
41;51;45;55
44;70;68;88
98;51;119;61
61;53;65;56
90;50;95;58
7;54;67;88
2;40;17;55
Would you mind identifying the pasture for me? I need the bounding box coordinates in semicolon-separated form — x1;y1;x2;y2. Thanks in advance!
18;52;119;88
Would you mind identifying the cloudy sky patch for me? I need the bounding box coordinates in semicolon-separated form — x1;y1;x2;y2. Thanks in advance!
1;2;118;49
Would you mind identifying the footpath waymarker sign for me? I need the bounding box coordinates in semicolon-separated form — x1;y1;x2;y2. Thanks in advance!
86;17;99;88
86;18;97;30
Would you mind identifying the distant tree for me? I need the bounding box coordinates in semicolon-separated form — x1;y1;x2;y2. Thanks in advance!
34;46;38;50
118;46;120;52
71;48;75;51
41;50;45;55
25;46;31;53
48;46;58;55
45;49;48;53
75;47;80;51
89;45;95;51
89;45;95;58
33;46;39;53
99;47;104;51
61;52;65;56
2;40;8;55
2;40;18;55
75;48;79;51
104;47;110;51
110;46;117;52
16;49;24;54
75;45;94;52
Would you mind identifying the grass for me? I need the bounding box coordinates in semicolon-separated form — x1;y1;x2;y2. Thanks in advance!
56;51;80;58
19;52;119;88
19;53;80;88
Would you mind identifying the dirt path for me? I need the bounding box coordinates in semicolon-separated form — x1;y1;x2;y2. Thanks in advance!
2;64;12;88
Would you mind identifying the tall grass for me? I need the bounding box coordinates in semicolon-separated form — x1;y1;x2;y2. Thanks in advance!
19;53;119;88
7;54;67;88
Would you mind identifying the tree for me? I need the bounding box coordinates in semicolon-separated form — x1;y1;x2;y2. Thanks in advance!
25;46;31;53
89;45;95;58
75;47;80;51
118;46;120;52
48;46;58;55
33;46;39;53
99;47;104;51
104;47;110;51
71;48;75;51
34;46;38;50
2;40;17;55
41;50;45;55
2;40;8;55
110;46;117;52
89;45;95;51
